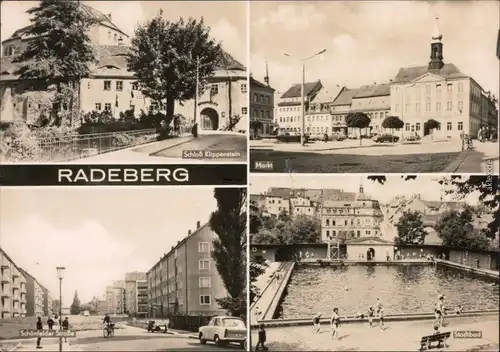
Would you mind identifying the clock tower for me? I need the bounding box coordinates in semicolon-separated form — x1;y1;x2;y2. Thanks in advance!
428;16;444;71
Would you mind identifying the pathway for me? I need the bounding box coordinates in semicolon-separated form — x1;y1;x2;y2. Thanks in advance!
436;259;499;279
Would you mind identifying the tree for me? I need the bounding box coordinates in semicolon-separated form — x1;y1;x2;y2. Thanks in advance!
250;201;263;234
368;175;499;240
394;210;428;244
14;0;97;126
345;112;371;145
284;215;322;244
250;229;278;244
127;12;223;131
250;255;269;303
70;291;81;315
209;188;247;317
435;206;491;250
382;116;404;142
425;119;441;141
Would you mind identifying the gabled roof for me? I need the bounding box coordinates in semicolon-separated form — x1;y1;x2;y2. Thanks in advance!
330;87;360;106
312;86;343;104
266;187;293;199
393;63;468;84
250;76;274;90
280;80;322;99
354;83;391;98
346;236;394;245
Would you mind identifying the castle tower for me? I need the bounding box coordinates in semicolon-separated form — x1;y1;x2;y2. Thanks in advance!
429;16;444;70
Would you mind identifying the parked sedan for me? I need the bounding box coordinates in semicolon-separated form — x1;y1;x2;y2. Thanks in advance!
198;316;247;349
373;133;399;143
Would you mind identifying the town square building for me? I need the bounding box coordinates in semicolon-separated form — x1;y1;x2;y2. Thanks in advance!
249;73;276;137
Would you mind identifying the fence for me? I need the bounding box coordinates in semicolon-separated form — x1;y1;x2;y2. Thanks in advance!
169;315;213;332
36;128;157;162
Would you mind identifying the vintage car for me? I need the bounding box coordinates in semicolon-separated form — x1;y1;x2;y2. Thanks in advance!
373;133;399;143
198;316;247;349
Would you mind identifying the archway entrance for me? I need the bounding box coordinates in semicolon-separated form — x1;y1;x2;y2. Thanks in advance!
424;122;430;136
200;108;219;130
366;247;375;261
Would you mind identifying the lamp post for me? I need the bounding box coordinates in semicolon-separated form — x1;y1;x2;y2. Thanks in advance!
284;49;327;145
56;267;65;352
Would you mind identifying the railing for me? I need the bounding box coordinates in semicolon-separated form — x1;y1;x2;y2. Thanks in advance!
36;128;158;162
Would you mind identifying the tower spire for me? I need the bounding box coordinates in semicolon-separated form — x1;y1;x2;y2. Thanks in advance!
432;16;443;43
264;57;269;86
428;15;444;70
359;176;364;194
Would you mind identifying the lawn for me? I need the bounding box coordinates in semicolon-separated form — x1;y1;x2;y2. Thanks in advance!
250;150;460;173
0;316;125;340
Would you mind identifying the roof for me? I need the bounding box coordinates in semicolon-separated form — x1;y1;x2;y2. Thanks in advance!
250;76;274;91
266;187;293;199
1;45;244;81
312;86;343;103
3;3;129;43
0;248;25;277
353;83;391;98
280;80;322;99
346;236;394;245
330;87;361;106
393;63;469;84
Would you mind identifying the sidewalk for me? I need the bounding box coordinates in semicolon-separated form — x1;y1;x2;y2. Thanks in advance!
452;142;499;173
15;341;78;351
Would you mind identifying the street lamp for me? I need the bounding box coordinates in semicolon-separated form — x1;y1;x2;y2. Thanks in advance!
284;49;327;145
56;267;65;352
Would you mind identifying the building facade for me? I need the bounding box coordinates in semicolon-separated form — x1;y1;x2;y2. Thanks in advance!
389;19;498;139
146;221;228;317
305;86;342;139
250;75;276;136
330;88;359;135
345;237;395;261
350;83;391;136
18;268;44;317
320;185;384;243
276;80;323;133
0;249;27;319
39;284;53;317
125;272;147;317
105;281;126;315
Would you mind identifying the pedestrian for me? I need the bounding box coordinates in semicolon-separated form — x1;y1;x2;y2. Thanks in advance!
191;122;198;138
379;308;385;329
255;324;267;350
47;316;54;330
62;317;70;342
475;257;480;268
367;307;375;327
36;316;43;349
331;308;340;340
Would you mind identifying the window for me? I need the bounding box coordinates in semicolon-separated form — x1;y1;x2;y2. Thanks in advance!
447;83;452;93
426;85;431;96
326;230;330;237
326;219;330;226
104;103;112;111
198;242;209;253
436;84;442;93
426;102;431;112
132;82;139;91
199;277;211;288
95;103;102;111
447;102;452;111
241;84;247;93
458;101;463;112
108;31;111;39
241;107;247;115
436;102;441;112
458;82;464;93
200;295;211;305
104;81;111;91
447;122;452;131
405;103;410;113
458;122;463;131
114;33;117;42
416;123;421;131
88;82;91;89
405;123;410;131
395;104;399;113
116;81;123;91
199;260;210;270
211;84;218;95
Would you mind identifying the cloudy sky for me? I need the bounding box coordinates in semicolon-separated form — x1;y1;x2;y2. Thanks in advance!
0;187;217;304
250;174;482;205
1;0;247;64
250;1;499;97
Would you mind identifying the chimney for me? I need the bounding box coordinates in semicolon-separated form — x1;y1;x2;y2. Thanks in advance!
196;221;200;229
188;230;191;236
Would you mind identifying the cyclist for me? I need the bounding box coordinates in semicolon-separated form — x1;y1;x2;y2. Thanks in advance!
103;314;113;335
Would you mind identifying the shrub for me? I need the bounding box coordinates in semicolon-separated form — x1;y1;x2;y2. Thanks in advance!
0;121;42;161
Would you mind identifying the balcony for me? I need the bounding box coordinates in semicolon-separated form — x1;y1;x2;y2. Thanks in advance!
12;273;19;279
1;264;9;269
1;292;10;298
1;277;9;284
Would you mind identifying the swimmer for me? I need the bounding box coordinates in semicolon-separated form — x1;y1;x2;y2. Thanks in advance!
455;304;463;315
331;308;341;340
433;295;445;328
367;307;375;327
379;308;385;329
312;313;321;333
375;298;383;316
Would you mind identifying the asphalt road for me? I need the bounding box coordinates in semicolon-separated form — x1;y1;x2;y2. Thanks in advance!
153;134;247;162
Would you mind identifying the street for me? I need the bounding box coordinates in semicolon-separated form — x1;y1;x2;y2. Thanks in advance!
152;134;247;162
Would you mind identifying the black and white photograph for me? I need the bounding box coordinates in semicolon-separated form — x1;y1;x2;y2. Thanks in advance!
249;174;499;351
249;1;499;173
0;0;248;164
0;187;247;351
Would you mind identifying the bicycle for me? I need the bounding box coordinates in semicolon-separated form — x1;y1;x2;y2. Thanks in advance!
103;323;115;338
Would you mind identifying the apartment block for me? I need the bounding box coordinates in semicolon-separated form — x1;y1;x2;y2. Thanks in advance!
125;272;147;317
18;268;44;317
146;221;227;318
105;280;126;315
0;248;27;319
39;284;53;317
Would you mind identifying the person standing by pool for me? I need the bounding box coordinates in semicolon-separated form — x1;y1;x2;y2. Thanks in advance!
375;298;383;316
379;308;385;329
331;308;340;340
434;295;445;328
312;313;322;333
367;307;375;327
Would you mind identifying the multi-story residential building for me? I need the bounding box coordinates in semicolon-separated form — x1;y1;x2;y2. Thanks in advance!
38;284;53;317
125;272;147;317
52;299;60;316
276;80;323;133
320;184;384;243
97;299;109;316
0;249;27;319
289;195;318;218
105;281;126;315
263;188;293;217
146;221;228;318
390;19;498;139
18;268;44;317
250;73;276;136
305;86;342;139
350;83;391;136
330;88;360;135
1;3;246;131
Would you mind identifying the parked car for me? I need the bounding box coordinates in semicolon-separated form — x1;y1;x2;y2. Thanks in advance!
373;133;399;143
347;134;358;139
198;316;247;349
331;133;346;141
276;133;309;143
404;134;421;142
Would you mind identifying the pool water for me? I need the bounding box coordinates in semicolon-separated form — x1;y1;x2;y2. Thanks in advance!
278;265;499;319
